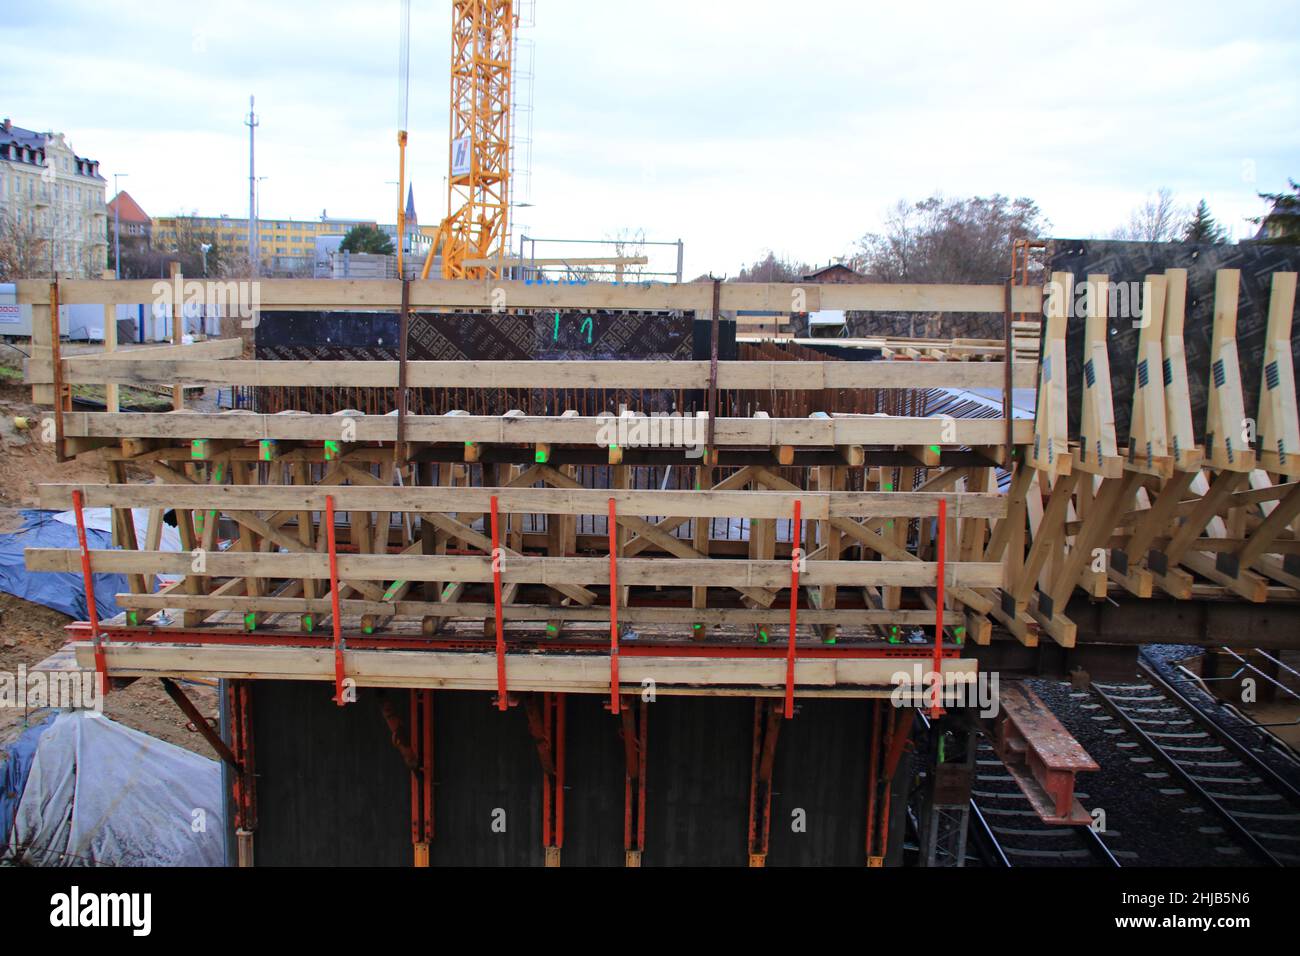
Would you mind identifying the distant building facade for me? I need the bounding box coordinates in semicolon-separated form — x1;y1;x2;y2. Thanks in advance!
802;263;867;284
153;212;376;271
107;190;151;240
0;117;108;277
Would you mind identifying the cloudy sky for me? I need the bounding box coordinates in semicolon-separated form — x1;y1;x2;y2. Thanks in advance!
5;0;1297;276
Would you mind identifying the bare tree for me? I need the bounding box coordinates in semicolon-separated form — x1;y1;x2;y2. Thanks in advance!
850;194;1049;338
0;207;51;280
734;250;812;283
608;227;647;280
854;194;1048;283
1111;188;1188;242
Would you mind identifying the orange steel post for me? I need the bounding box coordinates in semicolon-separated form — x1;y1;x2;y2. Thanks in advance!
784;498;802;717
865;700;882;863
555;693;566;849
490;495;508;710
608;497;620;714
931;496;947;719
71;489;108;696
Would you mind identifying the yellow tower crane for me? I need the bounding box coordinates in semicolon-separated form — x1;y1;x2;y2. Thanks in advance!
422;0;517;281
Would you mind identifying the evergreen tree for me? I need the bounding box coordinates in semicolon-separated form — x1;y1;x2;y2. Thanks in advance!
339;224;395;256
1183;199;1228;244
1249;179;1300;243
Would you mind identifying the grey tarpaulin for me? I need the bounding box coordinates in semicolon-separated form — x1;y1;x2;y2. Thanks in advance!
2;711;223;867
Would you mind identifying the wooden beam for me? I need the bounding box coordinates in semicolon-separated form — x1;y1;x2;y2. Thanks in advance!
58;411;1034;448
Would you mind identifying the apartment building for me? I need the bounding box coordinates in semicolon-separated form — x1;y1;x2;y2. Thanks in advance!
0;117;108;277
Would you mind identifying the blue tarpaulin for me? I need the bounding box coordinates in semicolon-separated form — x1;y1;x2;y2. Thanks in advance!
0;510;130;620
0;712;57;851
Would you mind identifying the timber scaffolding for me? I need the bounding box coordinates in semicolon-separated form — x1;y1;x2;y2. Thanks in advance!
16;268;1300;684
14;269;1300;865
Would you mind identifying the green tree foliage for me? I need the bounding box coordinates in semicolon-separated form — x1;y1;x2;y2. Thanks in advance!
855;194;1049;282
734;250;812;283
340;224;395;256
1183;199;1228;244
1249;179;1300;243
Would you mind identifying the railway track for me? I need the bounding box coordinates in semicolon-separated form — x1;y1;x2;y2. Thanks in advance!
1091;664;1300;868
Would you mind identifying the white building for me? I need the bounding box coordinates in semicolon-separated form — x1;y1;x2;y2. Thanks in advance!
0;118;108;278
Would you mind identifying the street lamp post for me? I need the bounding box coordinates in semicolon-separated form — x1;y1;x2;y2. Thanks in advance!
113;172;128;279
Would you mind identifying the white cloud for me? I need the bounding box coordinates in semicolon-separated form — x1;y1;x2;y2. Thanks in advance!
3;0;1296;274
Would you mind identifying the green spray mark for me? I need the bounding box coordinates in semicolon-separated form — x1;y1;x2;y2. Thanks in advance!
441;585;456;600
546;624;558;636
127;610;139;626
363;625;374;635
324;440;341;461
259;439;276;461
243;612;257;631
535;448;549;463
758;629;769;644
580;316;593;344
552;311;561;342
384;581;406;601
191;439;207;460
303;615;314;633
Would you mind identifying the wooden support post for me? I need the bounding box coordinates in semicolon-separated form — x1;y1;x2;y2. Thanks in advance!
1075;275;1123;477
691;462;713;633
169;262;184;411
103;301;119;413
1013;470;1080;608
1127;274;1173;476
1161;269;1202;470
1257;272;1298;477
1205;270;1255;473
1029;272;1072;476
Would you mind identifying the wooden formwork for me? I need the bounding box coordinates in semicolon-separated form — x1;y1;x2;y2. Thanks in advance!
1024;269;1300;646
20;276;1044;701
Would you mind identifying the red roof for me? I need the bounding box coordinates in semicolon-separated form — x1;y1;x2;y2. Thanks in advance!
107;191;151;225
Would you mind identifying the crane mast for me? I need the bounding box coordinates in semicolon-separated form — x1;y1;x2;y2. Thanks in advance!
424;0;515;280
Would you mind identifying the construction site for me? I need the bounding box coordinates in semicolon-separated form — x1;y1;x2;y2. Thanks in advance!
0;2;1298;902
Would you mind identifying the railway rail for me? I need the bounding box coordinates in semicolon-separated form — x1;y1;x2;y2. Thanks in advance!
1091;666;1300;868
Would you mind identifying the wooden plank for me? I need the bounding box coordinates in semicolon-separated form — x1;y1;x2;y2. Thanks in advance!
57;357;1036;391
28;548;1004;589
112;592;944;627
24;276;1046;315
37;483;1007;521
72;642;978;695
59;411;1035;447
